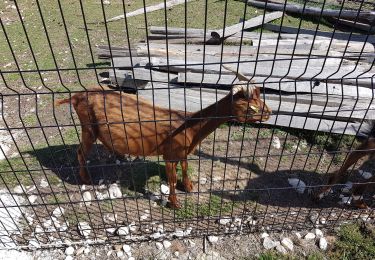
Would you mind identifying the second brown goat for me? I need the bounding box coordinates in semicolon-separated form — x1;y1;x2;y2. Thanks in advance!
56;66;271;208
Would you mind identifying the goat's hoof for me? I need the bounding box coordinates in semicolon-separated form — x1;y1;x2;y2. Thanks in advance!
80;176;92;185
183;181;193;193
353;200;369;209
168;201;181;209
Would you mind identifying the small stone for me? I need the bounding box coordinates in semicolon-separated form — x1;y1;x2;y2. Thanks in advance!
40;179;48;188
65;246;74;255
272;136;281;149
65;256;73;260
28;239;40;249
263;237;279;250
28;195;37;204
199;177;207;185
174;251;179;257
319;237;328;251
116;251;123;257
113;244;123;251
304;233;316;240
140;214;148;220
359;170;373;180
184;227;192;236
104;213;118;222
82;191;92;205
128;257;135;260
84;247;90;255
103;0;111;5
208;236;219;243
155;242;163;250
117;226;129;236
27;185;36;192
281;238;294;251
106;228;116;235
218;218;231;225
174;229;184;237
160;184;170;195
52;207;65;218
261;232;269;239
276;244;287;255
150;232;162;239
106;250;113;256
315;229;324;238
75;247;85;256
78;222;91;237
320;217;326;225
108;183;122;199
295;232;302;239
123;244;131;254
13;185;25;193
163;240;171;249
288;178;306;194
309;213;319;225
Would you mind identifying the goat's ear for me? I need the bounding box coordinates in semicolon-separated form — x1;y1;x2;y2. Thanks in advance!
253;87;261;99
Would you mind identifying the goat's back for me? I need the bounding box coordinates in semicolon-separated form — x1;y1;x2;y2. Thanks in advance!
70;87;189;156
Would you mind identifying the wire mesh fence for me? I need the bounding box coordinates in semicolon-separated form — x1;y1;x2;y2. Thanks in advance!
0;0;374;250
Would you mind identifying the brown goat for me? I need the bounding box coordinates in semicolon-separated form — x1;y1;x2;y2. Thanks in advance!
56;66;271;208
316;123;375;209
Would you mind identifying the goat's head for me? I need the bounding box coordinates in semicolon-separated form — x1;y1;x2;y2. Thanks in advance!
222;65;271;123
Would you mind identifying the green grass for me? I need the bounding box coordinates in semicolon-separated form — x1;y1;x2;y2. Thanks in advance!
174;194;236;219
328;223;375;260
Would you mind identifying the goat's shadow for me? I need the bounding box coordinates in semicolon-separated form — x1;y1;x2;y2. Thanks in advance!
26;144;167;194
198;151;374;209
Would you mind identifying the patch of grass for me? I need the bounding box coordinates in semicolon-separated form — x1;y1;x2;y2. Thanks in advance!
328;223;375;260
22;114;38;127
64;211;90;226
175;194;236;219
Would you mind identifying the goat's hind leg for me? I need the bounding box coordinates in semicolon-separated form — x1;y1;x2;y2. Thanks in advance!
316;138;375;201
77;128;97;184
181;160;193;192
165;161;180;208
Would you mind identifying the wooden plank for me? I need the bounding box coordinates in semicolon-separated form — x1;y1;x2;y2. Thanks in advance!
246;0;375;23
210;11;283;39
263;24;375;43
177;72;375;98
109;68;177;87
330;17;375;33
137;84;373;135
106;0;191;23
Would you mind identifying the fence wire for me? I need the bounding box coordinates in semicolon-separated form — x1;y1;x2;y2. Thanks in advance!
0;0;374;250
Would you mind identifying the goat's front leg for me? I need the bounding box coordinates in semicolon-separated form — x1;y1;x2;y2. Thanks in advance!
165;161;180;208
77;129;96;184
316;138;375;201
180;160;193;192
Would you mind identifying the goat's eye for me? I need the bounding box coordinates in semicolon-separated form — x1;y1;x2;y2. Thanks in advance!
250;105;259;113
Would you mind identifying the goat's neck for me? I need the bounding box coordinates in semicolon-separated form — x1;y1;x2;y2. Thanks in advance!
173;94;234;150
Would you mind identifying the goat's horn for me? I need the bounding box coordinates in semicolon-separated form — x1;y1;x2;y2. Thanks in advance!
222;64;250;82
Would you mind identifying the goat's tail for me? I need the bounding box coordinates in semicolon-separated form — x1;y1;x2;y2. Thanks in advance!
55;98;71;107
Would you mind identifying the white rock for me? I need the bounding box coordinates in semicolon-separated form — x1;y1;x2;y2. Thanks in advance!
103;1;111;6
40;179;48;188
218;218;231;225
163;240;171;249
27;185;36;192
140;214;149;220
272;136;281;149
104;213;117;222
43;219;52;228
123;244;131;254
78;222;91;237
150;232;162;239
117;226;129;236
81;184;86;191
263;237;280;250
276;244;287;255
28;239;40;249
208;236;219;243
319;237;328;251
281;237;294;251
116;251;123;257
295;232;302;239
320;217;327;225
95;191;109;200
28;195;37;204
174;229;184;237
106;228;116;235
174;251;179;257
160;184;170;195
65;246;74;255
52;207;65;218
128;257;135;260
359;170;372;180
98;179;104;186
106;250;113;256
108;184;122;199
261;232;269;239
315;229;324;238
155;242;163;250
199;177;207;185
65;256;73;260
13;185;25;193
184;227;192;236
288;178;306;194
60;223;68;232
82;191;92;205
84;247;90;255
304;232;316;240
75;247;85;256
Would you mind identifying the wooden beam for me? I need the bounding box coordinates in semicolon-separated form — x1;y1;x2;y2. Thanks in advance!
246;0;375;23
106;0;191;23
